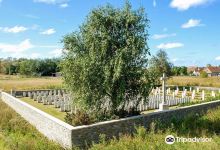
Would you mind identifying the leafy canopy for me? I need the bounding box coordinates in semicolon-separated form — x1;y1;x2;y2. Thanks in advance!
61;2;154;114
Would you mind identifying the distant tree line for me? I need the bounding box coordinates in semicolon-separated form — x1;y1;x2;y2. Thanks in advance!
0;58;61;76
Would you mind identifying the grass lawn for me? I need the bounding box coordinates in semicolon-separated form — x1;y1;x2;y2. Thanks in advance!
0;74;63;91
168;76;220;87
20;97;66;121
0;100;63;150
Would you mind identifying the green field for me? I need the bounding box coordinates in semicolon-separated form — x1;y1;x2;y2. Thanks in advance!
0;100;63;150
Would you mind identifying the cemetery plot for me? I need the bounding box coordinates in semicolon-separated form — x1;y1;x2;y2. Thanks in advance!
14;86;220;122
150;86;220;103
19;89;73;121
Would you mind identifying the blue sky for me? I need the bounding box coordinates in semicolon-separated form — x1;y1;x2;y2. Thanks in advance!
0;0;219;66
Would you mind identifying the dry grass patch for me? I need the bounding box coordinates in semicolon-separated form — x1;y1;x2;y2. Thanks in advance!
168;76;220;87
0;75;63;91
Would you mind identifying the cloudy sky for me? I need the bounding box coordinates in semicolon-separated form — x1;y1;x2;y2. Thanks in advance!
0;0;219;66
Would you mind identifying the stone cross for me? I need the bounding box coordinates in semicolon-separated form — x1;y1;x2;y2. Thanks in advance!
160;73;168;104
159;73;169;111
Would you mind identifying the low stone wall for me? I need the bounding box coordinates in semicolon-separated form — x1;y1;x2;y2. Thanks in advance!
70;99;220;146
1;91;220;148
0;92;74;148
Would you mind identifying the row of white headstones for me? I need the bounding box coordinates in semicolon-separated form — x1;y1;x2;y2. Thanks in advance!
21;86;220;113
23;89;191;112
152;87;220;101
23;90;73;112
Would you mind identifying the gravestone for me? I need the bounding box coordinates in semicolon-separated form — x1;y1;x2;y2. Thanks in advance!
23;92;27;97
202;90;205;100
211;91;216;98
37;96;42;103
192;90;195;100
42;96;47;105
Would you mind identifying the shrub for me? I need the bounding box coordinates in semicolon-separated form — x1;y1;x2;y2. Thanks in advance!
200;71;208;78
65;110;95;126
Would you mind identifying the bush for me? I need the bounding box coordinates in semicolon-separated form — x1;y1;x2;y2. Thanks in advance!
65;110;95;126
65;108;141;126
200;71;208;78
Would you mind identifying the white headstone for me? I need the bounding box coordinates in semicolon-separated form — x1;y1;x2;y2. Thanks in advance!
202;90;205;100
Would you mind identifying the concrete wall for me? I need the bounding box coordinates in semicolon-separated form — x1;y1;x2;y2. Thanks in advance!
1;91;220;148
1;92;74;148
70;99;220;147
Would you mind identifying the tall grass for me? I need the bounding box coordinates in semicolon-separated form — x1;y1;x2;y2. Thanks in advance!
0;75;63;91
90;106;220;150
0;100;63;150
168;76;220;87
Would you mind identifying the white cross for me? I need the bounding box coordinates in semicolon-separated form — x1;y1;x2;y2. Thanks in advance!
160;73;168;104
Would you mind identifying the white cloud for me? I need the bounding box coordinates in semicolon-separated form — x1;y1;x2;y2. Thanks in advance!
215;56;220;61
0;26;28;33
34;0;68;4
49;48;63;57
153;0;156;7
181;19;204;28
152;33;176;40
40;28;56;35
157;42;184;49
0;39;34;53
60;3;68;8
170;0;213;11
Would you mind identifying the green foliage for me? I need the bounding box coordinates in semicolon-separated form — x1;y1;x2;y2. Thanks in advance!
61;2;154;115
0;58;60;76
148;49;173;85
200;71;208;78
171;66;188;76
90;107;220;150
65;110;95;126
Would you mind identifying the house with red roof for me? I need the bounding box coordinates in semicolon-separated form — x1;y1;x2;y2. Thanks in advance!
203;67;220;77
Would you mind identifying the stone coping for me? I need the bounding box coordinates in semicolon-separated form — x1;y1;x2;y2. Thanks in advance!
2;92;74;130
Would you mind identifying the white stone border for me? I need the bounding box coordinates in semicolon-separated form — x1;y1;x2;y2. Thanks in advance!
1;92;74;148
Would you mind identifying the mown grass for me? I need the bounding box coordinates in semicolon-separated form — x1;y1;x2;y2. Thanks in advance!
168;76;220;87
0;100;64;150
90;106;220;150
20;97;66;121
0;74;63;91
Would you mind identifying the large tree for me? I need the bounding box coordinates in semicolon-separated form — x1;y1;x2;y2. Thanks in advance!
61;2;154;115
149;49;173;79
